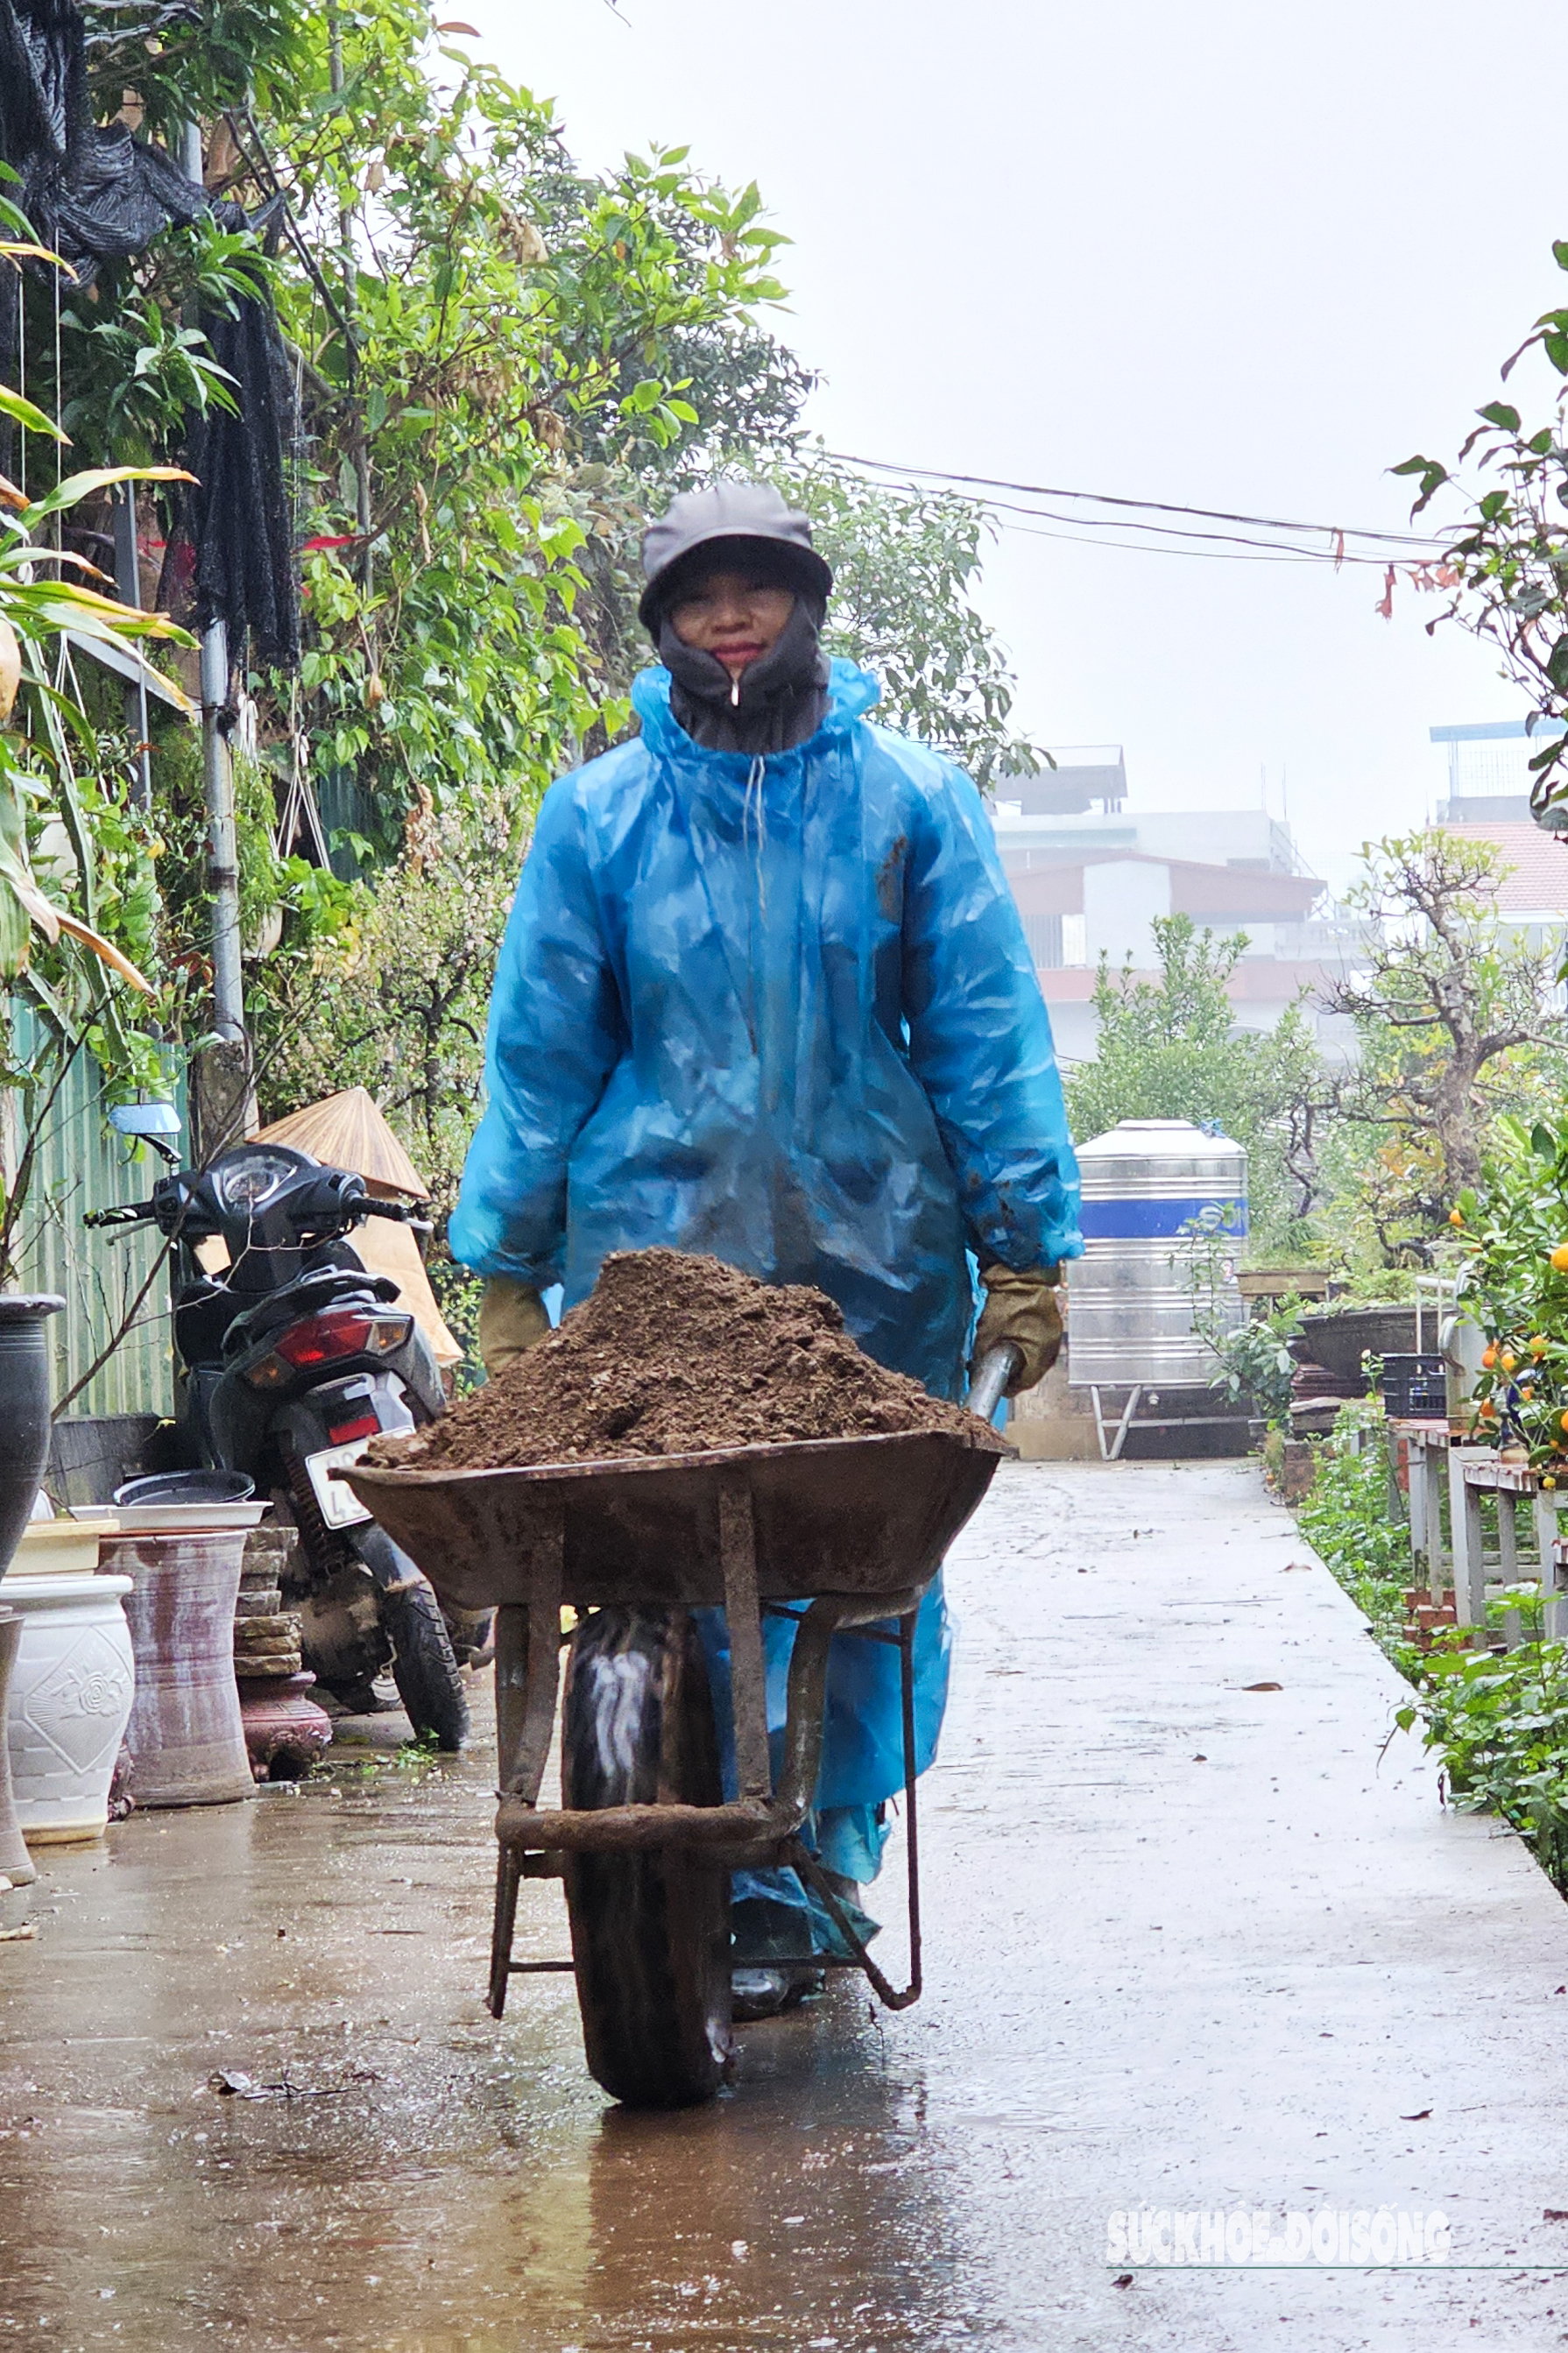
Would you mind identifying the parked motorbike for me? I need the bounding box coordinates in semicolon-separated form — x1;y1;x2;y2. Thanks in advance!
87;1141;470;1749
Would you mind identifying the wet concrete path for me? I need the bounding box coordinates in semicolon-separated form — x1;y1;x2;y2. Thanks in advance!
4;1461;1568;2350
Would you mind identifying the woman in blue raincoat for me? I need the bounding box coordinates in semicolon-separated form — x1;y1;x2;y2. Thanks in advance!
450;482;1081;2009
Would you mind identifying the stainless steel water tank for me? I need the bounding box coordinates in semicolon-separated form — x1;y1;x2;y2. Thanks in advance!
1067;1119;1247;1388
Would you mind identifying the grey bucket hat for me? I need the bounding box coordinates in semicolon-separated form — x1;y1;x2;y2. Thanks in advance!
639;481;833;629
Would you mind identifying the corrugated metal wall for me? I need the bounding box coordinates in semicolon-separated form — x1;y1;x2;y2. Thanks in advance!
8;1007;182;1419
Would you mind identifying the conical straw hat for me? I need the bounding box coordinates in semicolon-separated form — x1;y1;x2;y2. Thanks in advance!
252;1087;432;1202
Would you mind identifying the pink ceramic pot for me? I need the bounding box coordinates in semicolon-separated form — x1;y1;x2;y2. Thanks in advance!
237;1671;333;1781
105;1530;255;1807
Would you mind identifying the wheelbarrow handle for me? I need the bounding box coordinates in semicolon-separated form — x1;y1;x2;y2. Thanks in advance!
967;1341;1023;1424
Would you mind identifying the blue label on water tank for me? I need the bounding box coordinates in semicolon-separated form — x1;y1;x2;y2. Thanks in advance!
1077;1197;1248;1240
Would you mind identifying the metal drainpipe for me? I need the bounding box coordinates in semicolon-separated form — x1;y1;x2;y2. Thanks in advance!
328;4;373;594
180;117;245;1053
200;618;244;1043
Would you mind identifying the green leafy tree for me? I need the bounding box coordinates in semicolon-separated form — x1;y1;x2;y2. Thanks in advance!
0;293;195;1286
51;219;260;467
261;800;512;1215
1393;237;1568;819
248;31;801;838
1063;913;1324;1253
1447;1113;1568;1466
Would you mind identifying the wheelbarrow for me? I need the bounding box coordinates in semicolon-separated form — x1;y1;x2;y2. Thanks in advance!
339;1345;1017;2108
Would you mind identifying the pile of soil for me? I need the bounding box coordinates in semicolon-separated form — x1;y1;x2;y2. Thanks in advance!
372;1247;999;1472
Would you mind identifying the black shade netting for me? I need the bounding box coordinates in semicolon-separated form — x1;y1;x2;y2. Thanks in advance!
0;0;300;669
175;293;300;670
0;0;206;379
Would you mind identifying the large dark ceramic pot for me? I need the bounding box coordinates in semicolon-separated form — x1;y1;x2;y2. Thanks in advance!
0;1297;64;1582
1290;1305;1418;1388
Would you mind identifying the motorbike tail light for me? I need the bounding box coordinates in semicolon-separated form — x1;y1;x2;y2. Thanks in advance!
244;1309;413;1388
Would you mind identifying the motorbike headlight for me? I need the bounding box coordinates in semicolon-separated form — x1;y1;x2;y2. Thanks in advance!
214;1150;297;1215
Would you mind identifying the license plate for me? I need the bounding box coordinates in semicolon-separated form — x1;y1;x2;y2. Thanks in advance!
307;1439;374;1530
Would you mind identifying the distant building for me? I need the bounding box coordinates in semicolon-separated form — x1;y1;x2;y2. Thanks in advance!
1431;717;1566;822
993;763;1359;1065
1430;721;1568;954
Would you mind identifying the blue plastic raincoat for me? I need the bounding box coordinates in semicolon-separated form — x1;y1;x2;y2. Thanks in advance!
450;658;1081;1919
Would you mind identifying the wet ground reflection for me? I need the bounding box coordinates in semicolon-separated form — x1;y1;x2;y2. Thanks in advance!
6;1466;1562;2350
0;1702;988;2353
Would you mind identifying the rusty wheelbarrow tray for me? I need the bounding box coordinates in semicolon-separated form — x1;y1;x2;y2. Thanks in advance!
341;1421;1006;2032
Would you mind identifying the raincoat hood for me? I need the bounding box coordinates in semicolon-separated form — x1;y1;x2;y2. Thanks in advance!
633;652;879;769
655;595;830;756
638;479;832;628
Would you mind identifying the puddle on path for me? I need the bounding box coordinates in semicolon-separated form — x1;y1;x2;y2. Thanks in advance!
0;1707;1003;2353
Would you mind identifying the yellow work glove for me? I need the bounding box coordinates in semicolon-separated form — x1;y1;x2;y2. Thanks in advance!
971;1262;1063;1396
477;1275;550;1378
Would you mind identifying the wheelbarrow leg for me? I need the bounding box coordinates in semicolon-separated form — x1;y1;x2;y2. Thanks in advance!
488;1514;565;2018
719;1475;772;1800
489;1843;523;2018
781;1603;924;2011
494;1603;530;1799
897;1602;923;2007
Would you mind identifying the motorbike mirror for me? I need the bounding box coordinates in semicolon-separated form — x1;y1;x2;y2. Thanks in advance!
109;1100;181;1138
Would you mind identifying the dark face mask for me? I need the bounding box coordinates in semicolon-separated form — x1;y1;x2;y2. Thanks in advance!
655;594;830;756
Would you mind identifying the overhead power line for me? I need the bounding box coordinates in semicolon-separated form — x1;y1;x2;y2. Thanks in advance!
829;450;1441;544
823;449;1452;569
997;519;1334;565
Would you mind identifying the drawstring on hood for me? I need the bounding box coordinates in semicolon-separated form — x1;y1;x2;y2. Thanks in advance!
742;753;768;913
631;652;880;767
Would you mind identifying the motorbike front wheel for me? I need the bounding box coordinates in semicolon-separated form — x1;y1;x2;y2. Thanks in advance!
561;1606;733;2109
381;1576;470;1752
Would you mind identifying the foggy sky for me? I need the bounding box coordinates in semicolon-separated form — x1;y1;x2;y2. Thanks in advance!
462;0;1566;889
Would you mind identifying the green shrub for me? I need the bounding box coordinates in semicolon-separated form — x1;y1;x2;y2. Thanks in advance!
1299;1403;1568;1891
1296;1407;1417;1670
1402;1638;1568;1890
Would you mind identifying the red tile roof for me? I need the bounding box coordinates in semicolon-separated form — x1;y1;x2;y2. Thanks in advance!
1004;851;1322;922
1440;823;1568;914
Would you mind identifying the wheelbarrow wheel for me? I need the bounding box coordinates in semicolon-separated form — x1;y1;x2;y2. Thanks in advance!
562;1606;733;2109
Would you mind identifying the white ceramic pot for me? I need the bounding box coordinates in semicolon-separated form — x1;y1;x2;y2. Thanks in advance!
0;1608;35;1883
4;1571;134;1843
